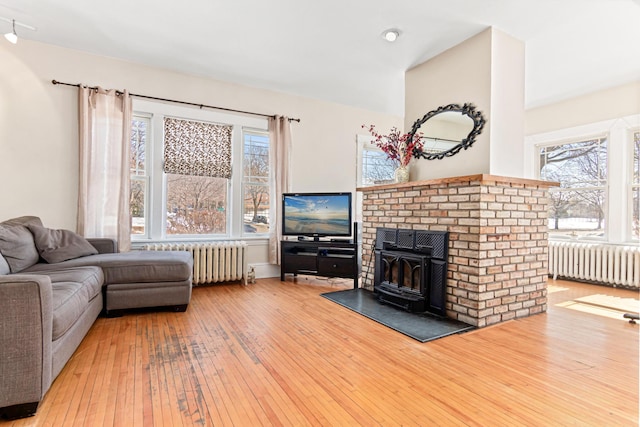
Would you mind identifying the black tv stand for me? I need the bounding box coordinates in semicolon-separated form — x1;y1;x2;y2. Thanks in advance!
281;229;360;288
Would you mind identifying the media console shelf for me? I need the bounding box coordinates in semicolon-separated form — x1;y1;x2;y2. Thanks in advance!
280;239;361;288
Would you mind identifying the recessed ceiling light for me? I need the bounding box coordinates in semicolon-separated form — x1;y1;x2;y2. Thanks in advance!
382;29;400;42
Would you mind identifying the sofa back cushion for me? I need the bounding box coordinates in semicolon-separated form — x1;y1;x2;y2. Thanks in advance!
1;216;44;228
27;224;98;263
0;216;43;273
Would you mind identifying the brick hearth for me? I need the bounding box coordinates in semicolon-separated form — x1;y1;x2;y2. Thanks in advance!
358;174;558;328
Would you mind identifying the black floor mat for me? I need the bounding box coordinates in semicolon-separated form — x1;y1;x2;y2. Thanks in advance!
321;288;474;342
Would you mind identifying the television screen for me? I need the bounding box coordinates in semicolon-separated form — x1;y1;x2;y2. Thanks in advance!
282;192;352;238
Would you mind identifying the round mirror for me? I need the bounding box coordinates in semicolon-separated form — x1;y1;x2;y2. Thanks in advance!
409;103;486;160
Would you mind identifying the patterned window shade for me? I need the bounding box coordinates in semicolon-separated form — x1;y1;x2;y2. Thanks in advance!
163;117;233;178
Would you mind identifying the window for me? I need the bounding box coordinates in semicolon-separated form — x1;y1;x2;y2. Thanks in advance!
243;130;270;234
529;114;639;243
165;174;228;235
129;100;270;241
632;130;640;240
130;115;149;236
162;117;232;236
357;135;396;187
539;137;607;239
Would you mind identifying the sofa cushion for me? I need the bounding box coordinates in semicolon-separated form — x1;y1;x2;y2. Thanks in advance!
24;251;193;285
27;224;98;264
33;266;104;341
50;281;89;341
29;266;104;302
0;224;40;273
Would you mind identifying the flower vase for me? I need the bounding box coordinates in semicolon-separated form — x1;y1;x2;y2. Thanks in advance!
394;165;410;183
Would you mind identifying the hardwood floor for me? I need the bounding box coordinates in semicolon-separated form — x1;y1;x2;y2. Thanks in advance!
3;277;638;426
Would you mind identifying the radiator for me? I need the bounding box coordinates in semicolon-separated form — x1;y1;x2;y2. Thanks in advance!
144;242;248;285
548;242;640;288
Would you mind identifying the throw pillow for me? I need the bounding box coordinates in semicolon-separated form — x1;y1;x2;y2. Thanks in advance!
27;224;98;264
0;224;40;273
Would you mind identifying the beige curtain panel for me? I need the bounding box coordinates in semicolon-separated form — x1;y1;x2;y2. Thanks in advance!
163;117;233;178
267;115;292;265
77;86;132;252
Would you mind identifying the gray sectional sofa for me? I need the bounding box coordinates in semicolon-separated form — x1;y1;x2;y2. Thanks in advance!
0;216;193;420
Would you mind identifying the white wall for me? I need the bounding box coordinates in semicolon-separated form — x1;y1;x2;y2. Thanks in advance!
405;28;492;180
525;81;640;135
405;27;526;180
489;29;525;177
0;40;401;269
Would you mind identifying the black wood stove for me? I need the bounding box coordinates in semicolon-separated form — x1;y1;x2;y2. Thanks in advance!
373;228;449;316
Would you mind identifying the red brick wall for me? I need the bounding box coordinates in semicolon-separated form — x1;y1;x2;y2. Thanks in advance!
359;175;554;327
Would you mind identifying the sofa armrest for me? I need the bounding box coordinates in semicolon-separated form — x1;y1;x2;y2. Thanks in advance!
0;275;53;413
87;238;117;254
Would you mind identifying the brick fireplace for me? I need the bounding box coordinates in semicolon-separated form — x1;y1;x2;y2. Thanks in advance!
358;174;557;328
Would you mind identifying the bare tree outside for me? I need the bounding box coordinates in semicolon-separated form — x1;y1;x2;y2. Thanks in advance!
243;132;270;234
130;118;148;234
362;149;395;185
166;174;227;234
540;138;607;237
547;190;571;231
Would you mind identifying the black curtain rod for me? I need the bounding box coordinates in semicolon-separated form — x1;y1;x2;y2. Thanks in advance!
51;80;301;123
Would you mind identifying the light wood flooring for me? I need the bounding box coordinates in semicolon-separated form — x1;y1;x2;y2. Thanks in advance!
2;277;639;426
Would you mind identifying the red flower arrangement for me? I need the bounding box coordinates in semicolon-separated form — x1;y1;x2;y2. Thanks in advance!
362;125;424;168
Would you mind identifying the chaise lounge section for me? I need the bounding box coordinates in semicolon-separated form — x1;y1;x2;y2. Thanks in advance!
0;216;193;419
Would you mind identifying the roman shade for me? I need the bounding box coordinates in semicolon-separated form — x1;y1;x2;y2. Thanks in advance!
163;117;233;179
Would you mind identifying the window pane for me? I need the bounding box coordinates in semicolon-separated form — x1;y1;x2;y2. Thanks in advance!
540;137;607;239
632;187;639;240
243;184;270;234
634;131;640;185
244;132;269;183
540;138;607;187
363;149;395;185
130;116;148;238
130;178;146;235
165;174;227;235
548;189;605;238
243;131;270;234
130;118;147;175
633;131;639;239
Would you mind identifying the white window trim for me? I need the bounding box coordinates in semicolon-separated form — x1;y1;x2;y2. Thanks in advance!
132;99;268;243
525;113;640;244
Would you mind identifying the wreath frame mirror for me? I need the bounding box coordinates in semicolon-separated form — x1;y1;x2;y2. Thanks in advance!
409;103;486;161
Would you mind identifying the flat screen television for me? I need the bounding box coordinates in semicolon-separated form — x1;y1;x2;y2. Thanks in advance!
282;192;352;240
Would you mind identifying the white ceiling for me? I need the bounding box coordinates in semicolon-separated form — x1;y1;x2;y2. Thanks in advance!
2;0;639;116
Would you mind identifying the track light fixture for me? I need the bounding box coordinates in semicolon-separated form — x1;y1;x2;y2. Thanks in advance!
4;19;17;44
0;17;36;44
